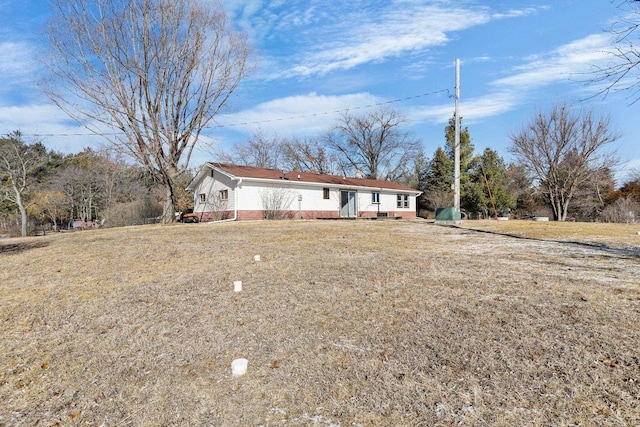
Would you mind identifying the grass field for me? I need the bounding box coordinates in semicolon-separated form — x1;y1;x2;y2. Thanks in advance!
1;219;639;426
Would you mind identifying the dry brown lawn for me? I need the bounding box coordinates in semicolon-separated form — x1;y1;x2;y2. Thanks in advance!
1;219;639;426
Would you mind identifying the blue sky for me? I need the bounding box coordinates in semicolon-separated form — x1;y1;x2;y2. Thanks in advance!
1;0;639;182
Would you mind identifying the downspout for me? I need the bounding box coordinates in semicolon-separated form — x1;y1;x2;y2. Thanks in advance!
208;177;242;224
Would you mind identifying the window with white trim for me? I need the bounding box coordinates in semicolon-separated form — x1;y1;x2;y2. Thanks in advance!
397;194;409;208
323;188;330;199
199;193;206;203
219;189;228;201
372;191;380;204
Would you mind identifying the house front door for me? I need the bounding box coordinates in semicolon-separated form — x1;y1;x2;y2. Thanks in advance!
340;190;357;218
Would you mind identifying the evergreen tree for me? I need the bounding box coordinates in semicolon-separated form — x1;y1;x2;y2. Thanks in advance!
422;147;453;210
444;116;477;211
466;148;516;217
407;151;429;213
422;116;475;211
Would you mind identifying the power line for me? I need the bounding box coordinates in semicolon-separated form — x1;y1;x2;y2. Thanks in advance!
24;88;451;138
205;89;451;129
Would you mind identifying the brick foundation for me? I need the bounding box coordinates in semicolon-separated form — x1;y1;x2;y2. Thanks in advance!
197;209;416;221
196;211;233;222
359;211;417;220
237;210;268;221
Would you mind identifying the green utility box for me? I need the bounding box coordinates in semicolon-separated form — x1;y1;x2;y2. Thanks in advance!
435;207;461;222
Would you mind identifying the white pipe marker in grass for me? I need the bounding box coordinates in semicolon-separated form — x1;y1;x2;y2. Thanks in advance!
254;254;261;262
232;358;248;377
233;280;242;292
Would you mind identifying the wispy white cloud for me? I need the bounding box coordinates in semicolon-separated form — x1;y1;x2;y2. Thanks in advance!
223;1;558;130
218;29;618;136
414;33;619;125
225;0;317;42
0;41;38;95
0;104;103;152
215;92;385;135
0;104;66;132
284;4;491;77
231;0;545;80
408;90;517;125
492;34;614;89
491;7;546;20
224;0;265;32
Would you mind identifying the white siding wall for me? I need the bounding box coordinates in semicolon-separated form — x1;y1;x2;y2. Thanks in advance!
296;185;342;212
357;190;415;213
190;166;418;217
358;191;374;213
238;181;341;212
193;172;236;213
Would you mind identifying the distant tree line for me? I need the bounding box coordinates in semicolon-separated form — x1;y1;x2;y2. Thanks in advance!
1;132;193;236
418;106;634;222
2;103;639;236
20;0;635;233
217;105;640;223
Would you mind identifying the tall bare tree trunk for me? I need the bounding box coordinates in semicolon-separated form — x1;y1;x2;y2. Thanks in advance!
17;194;28;237
45;0;250;222
1;133;48;236
162;174;177;223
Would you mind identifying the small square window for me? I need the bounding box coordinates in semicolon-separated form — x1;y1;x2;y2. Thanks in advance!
397;194;409;208
323;188;330;199
372;192;380;204
199;193;206;203
219;189;229;201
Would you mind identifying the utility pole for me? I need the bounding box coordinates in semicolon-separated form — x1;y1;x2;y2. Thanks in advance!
454;58;461;217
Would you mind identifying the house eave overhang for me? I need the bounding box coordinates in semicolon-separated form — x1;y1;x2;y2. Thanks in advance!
239;176;421;195
187;163;421;196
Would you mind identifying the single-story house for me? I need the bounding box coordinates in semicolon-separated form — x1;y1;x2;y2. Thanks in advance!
186;163;422;222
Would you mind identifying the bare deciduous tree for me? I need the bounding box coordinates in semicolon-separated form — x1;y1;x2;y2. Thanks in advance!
602;197;639;223
260;187;294;220
0;132;48;236
44;0;250;222
510;104;618;221
217;131;283;169
281;137;338;174
327;108;421;180
569;166;617;221
589;0;640;103
203;191;229;221
424;190;454;213
28;190;71;231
